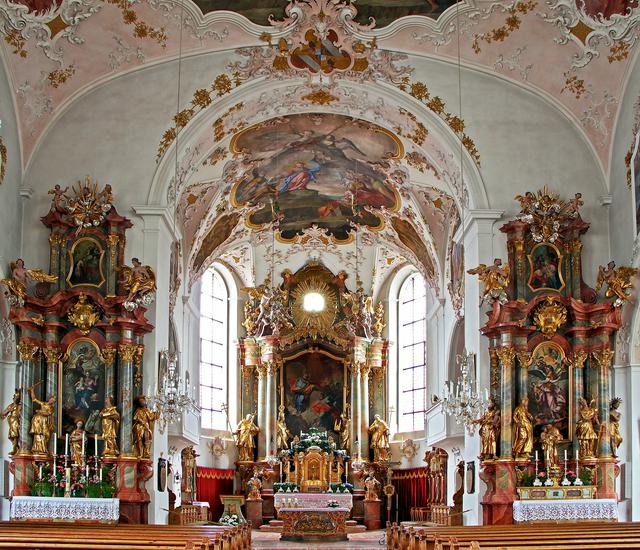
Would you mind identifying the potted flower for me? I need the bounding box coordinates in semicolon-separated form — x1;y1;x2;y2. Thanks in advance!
533;471;547;486
219;514;239;526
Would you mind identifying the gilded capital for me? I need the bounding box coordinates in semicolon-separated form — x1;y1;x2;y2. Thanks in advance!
17;341;39;361
102;346;117;366
106;234;120;248
495;346;516;368
118;343;138;363
567;350;588;369
516;351;533;369
591;348;614;370
255;364;268;379
42;347;61;363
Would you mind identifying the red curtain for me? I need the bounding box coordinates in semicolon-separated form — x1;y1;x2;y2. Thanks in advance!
391;468;428;522
196;467;234;521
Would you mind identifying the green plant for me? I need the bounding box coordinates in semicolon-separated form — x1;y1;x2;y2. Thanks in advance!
579;468;593;485
518;471;536;487
31;481;53;497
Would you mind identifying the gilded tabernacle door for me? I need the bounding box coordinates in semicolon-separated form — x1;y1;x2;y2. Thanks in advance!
58;338;106;435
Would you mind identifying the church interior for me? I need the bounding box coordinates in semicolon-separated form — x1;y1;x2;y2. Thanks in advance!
0;0;640;548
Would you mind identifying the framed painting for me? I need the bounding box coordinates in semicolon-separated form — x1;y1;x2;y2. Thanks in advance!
58;338;105;434
527;341;571;442
281;350;345;441
66;237;106;288
527;242;565;293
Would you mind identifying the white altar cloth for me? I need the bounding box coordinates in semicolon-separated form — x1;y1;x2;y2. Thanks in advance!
11;496;120;522
513;498;618;523
274;492;353;510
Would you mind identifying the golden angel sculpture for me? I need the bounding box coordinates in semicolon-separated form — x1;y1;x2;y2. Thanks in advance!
234;413;259;462
473;397;500;460
334;404;351;452
132;395;160;459
119;258;157;310
467;259;510;306
576;397;599;459
242;282;293;337
609;397;623;457
276;405;291;450
596;261;638;307
368;414;390;462
99;396;121;457
1;389;21;455
372;302;386;338
540;424;562;469
1;259;57;306
29;387;56;456
512;397;533;460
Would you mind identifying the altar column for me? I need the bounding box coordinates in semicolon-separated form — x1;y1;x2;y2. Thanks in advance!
570;350;587;456
118;342;138;456
593;348;614;458
256;364;268;460
265;360;279;459
496;347;516;458
360;365;370;457
42;347;61;452
16;341;39;454
102;346;117;404
349;360;359;459
516;351;532;402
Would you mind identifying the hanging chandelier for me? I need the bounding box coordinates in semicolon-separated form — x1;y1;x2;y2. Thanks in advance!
150;350;199;433
440;351;488;435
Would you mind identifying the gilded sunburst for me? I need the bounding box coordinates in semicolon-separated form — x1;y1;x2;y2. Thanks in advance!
291;278;337;338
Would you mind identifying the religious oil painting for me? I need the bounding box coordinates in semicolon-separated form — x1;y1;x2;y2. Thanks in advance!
67;237;106;289
282;351;344;441
59;338;105;434
527;243;565;293
391;216;436;280
192;212;241;273
230;113;402;242
527;341;570;441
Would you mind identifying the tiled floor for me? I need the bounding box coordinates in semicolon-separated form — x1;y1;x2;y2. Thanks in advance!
252;530;386;549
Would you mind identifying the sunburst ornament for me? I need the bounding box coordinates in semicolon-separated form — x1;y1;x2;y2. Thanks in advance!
291;278;337;338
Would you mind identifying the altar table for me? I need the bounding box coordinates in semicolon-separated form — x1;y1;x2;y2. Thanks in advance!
10;496;120;523
274;492;353;512
279;507;349;542
513;498;618;523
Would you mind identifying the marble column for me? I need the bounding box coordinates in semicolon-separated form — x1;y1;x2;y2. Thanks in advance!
360;365;370;459
102;346;117;404
593;348;614;458
349;361;360;459
16;341;40;455
256;364;267;461
264;361;278;459
516;351;532;402
42;347;61;451
570;350;587;456
496;347;516;458
118;342;138;456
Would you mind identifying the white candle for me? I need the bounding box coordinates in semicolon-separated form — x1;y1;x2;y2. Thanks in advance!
94;435;98;458
81;433;85;458
564;449;567;461
576;448;579;462
85;465;89;478
39;465;43;480
535;450;538;461
65;433;69;457
100;467;103;482
485;388;489;401
53;433;57;457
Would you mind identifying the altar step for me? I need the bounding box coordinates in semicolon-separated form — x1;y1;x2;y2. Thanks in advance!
259;519;367;533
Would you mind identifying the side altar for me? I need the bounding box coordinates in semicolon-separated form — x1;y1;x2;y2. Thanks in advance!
1;179;159;524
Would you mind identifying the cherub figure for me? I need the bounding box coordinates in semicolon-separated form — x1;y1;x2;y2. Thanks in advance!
48;184;69;212
1;259;57;305
467;259;510;305
596;261;638;307
119;258;157;306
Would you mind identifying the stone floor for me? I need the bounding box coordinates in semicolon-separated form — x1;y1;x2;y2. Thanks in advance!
252;530;386;549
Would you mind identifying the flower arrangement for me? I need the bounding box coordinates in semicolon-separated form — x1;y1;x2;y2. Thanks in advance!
219;514;240;526
326;499;339;508
273;482;299;493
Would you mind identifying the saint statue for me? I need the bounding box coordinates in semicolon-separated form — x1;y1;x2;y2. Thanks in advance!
247;471;263;500
610;397;623;457
132;395;160;459
512;397;533;459
576;397;599;459
467;259;510;305
99;396;120;457
473;397;500;460
1;390;21;455
334;404;351;452
1;259;57;304
181;445;198;502
368;414;390;462
234;414;259;462
119;258;157;305
540;424;562;469
70;420;86;465
29;387;56;456
276;405;291;450
364;475;381;501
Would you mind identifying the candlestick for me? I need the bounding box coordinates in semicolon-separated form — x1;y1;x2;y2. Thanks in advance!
65;467;71;498
65;433;69;457
94;434;98;458
81;432;85;459
100;467;103;482
535;450;538;462
86;464;89;478
564;449;567;461
53;433;57;457
39;465;43;480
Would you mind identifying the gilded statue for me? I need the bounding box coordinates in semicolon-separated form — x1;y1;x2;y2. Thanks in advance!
29;387;56;455
473;397;500;460
467;259;510;306
70;420;86;465
342;287;374;338
596;261;638;307
1;389;21;455
99;396;120;457
1;259;57;305
132;395;160;459
119;258;157;306
610;397;623;457
334;404;351;452
576;397;599;459
364;474;381;501
368;414;390;462
247;471;263;500
372;302;385;338
540;424;562;469
276;405;291;450
512;397;533;460
181;445;198;501
234;413;259;462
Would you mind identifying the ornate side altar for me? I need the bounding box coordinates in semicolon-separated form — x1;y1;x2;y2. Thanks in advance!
1;179;157;523
470;187;631;525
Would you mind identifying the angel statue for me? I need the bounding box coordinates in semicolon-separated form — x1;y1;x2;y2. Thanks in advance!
596;261;638;307
467;259;510;306
341;287;374;338
119;258;157;309
1;259;57;306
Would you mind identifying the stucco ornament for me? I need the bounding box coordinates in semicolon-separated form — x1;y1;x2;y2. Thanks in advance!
401;438;419;460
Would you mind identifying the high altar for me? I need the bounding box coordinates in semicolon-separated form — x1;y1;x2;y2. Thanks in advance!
2;180;157;523
472;188;630;524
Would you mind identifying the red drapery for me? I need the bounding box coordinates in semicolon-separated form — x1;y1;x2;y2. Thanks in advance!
391;468;428;522
196;467;234;521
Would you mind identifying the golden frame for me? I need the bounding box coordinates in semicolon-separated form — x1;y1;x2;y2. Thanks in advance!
527;242;566;293
66;236;106;289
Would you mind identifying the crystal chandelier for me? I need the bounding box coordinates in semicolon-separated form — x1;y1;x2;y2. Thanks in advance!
149;350;199;433
440;351;488;435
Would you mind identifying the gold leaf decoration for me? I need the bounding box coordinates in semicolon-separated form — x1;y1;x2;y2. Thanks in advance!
67;294;101;335
533;297;567;338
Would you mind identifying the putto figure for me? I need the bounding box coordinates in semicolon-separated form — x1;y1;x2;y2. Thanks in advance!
132;395;160;459
234;413;259;462
1;259;57;306
1;390;21;455
596;261;638;307
467;259;510;306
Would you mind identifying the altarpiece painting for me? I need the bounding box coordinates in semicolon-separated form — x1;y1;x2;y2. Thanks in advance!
527;243;565;292
67;237;106;288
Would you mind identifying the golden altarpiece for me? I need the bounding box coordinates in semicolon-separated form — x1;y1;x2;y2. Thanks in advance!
2;180;157;523
470;188;632;524
236;263;390;524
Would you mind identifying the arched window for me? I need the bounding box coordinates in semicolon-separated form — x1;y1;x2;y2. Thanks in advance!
199;266;229;430
397;272;427;432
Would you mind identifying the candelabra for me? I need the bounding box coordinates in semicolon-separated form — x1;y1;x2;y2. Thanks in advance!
440;351;488;435
149;350;199;432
